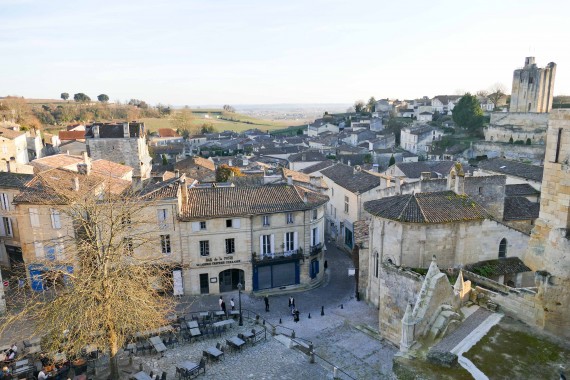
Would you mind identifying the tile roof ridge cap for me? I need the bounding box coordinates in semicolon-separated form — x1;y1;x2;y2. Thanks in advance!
396;193;417;222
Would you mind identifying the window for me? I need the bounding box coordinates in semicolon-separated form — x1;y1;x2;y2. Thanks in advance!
29;208;40;228
478;187;483;195
124;237;134;255
50;209;61;229
226;219;233;228
375;252;379;278
499;238;507;258
344;196;349;214
1;217;12;237
157;208;168;226
200;221;207;230
200;240;210;256
285;232;295;251
225;238;235;254
286;213;294;224
312;209;318;220
160;234;171;254
262;215;270;226
262;235;272;255
0;193;9;211
312;227;318;246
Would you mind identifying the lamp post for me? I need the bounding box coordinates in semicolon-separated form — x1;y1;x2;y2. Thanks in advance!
237;282;243;326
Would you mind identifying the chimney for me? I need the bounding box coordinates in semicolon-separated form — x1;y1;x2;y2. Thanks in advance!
301;154;306;161
180;175;188;204
455;173;465;194
123;122;130;138
395;177;401;194
347;160;351;167
309;176;320;187
73;177;80;191
228;159;233;167
420;172;431;181
93;125;100;138
303;191;308;203
287;175;293;185
175;169;180;178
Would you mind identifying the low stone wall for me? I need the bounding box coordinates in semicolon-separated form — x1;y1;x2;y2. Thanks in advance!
467;141;545;165
463;270;543;327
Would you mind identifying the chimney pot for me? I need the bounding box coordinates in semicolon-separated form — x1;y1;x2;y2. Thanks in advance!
73;177;80;191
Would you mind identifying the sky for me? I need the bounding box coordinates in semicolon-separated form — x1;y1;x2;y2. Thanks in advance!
1;0;570;105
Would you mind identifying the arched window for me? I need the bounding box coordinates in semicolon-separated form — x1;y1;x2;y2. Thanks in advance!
375;252;379;278
499;238;507;258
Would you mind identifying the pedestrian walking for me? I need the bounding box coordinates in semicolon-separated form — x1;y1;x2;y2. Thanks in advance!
230;298;235;310
289;296;295;315
221;300;227;314
264;295;270;312
219;296;223;309
324;260;328;271
294;309;300;323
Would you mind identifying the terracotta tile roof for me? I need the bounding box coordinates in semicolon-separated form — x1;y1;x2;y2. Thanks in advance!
91;159;133;178
0;126;26;139
174;156;215;172
282;168;328;189
58;130;86;140
31;154;132;178
31;154;84;171
0;172;34;189
364;191;489;223
321;163;381;194
180;185;328;220
503;197;540;220
478;158;543;183
505;184;540;197
158;128;179;137
465;257;531;276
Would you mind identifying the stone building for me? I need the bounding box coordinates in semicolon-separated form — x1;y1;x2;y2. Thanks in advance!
178;185;328;294
524;109;570;339
510;57;556;113
85;122;152;184
400;125;444;157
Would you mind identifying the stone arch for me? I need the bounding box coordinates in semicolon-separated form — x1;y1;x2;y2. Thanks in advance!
218;268;244;293
499;238;507;258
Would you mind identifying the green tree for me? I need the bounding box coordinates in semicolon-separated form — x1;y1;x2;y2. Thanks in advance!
73;93;91;103
161;154;168;165
200;123;215;134
60;92;69;101
216;164;243;182
97;94;109;103
364;153;372;164
172;109;195;135
509;136;514;144
452;93;484;135
223;104;235;113
389;154;396;166
354;100;365;113
526;138;531;145
367;97;376;112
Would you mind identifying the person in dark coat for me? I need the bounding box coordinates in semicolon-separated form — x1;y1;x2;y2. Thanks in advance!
264;295;269;312
221;300;227;314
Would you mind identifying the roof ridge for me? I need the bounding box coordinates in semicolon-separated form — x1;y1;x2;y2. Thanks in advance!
397;193;416;221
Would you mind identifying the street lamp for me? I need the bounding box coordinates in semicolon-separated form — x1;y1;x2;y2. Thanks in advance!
237;282;243;326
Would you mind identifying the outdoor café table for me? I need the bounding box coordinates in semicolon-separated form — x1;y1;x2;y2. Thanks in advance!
212;319;235;328
226;336;245;351
14;359;29;368
11;364;34;378
229;310;240;317
198;312;209;318
213;311;225;319
148;336;167;354
186;320;199;329
205;347;224;361
131;371;153;380
241;330;255;343
180;360;199;372
189;328;202;338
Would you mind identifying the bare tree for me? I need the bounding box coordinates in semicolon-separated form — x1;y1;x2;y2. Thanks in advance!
2;169;176;379
488;83;507;109
172;108;196;137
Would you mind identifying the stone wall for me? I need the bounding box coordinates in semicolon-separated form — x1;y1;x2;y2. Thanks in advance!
467;141;545;165
377;262;423;345
485;112;548;143
463;174;506;219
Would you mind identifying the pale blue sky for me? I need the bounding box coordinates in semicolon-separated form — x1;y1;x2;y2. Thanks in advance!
1;0;569;105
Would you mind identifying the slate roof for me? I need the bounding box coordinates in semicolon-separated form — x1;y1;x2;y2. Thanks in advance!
505;184;540;197
180;185;328;220
465;257;531;276
321;163;381;194
139;177;181;200
0;172;34;189
364;191;489;223
503;197;540;220
298;160;335;175
85;122;144;138
287;151;327;162
394;161;455;179
478;158;543;183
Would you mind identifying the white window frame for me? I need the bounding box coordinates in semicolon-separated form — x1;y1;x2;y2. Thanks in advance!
284;232;295;252
29;208;40;228
0;193;9;211
261;234;272;255
50;209;61;229
286;213;294;224
200;221;207;230
0;217;12;237
160;234;171;254
157;208;168;229
200;240;209;256
225;238;235;254
262;215;270;226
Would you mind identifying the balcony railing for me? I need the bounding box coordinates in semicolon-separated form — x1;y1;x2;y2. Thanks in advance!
310;242;323;256
253;249;301;263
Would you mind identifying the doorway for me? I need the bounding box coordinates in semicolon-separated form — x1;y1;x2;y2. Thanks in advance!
218;269;244;293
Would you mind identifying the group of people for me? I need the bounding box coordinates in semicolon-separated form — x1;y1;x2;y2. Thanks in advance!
2;344;17;363
218;296;236;314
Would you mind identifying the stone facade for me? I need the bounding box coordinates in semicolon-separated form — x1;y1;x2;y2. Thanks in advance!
468;141;546;165
484;112;548;144
524;110;570;338
510;57;556;113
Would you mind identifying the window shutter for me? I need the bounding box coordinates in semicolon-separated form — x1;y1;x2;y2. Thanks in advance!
259;235;263;254
270;234;274;254
50;209;61;229
233;218;240;228
315;227;320;244
0;218;6;236
29;208;39;228
192;222;200;232
0;193;9;210
283;233;287;251
294;231;298;250
34;242;43;258
310;228;314;246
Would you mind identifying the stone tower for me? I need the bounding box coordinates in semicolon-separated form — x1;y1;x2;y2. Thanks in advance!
85;122;152;184
525;110;570;338
509;57;556;113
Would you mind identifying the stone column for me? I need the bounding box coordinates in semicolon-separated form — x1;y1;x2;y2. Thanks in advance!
400;304;415;353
